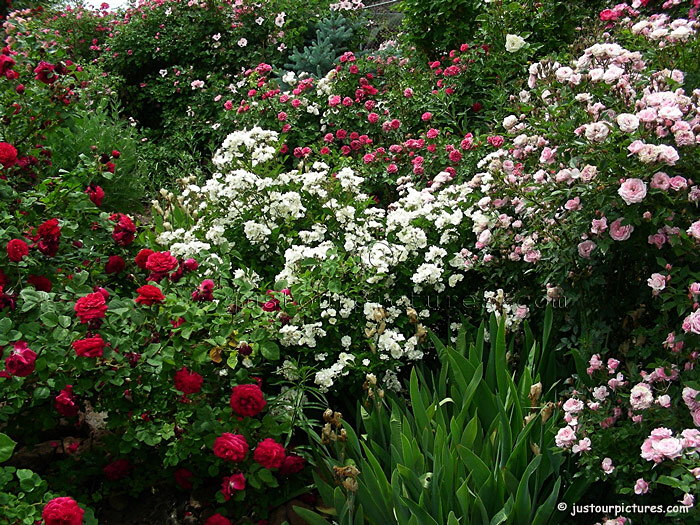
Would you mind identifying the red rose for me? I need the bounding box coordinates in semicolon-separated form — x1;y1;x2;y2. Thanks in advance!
174;468;194;490
279;454;306;475
104;459;131;480
0;55;15;77
109;213;136;246
72;335;105;358
183;258;198;271
213;433;249;462
134;249;154;270
146;251;178;273
37;218;61;257
42;497;84;525
105;162;116;173
55;385;79;417
253;438;285;469
221;473;246;501
111;150;121;158
174;367;203;395
0;269;8;288
34;61;57;84
74;292;108;323
104;255;125;275
206;514;232;525
5;341;37;377
229;384;266;418
85;184;105;206
27;274;52;292
6;239;29;262
135;285;165;306
0;142;18;167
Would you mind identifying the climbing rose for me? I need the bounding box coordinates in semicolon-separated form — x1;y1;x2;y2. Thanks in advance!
55;385;79;417
229;384;266;417
253;438;286;469
72;335;106;358
85;184;105;206
104;255;125;274
109;213;136;246
5;341;37;377
174;367;203;395
74;292;108;323
213;433;249;462
221;473;246;500
0;142;18;167
135;285;165;306
42;497;84;525
205;514;232;525
134;249;154;269
6;239;29;262
279;454;306;475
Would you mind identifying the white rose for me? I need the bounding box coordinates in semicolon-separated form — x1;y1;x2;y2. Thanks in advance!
505;34;526;53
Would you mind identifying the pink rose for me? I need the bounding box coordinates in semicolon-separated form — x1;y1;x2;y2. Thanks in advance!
653;437;683;459
591;217;608;234
646;273;666;294
618;178;647;205
682;311;700;334
572;437;591;453
634;478;649;494
669;176;688;191
610;218;634;241
555;426;577;448
577;240;597;258
650;172;670;190
688;220;700;241
601;458;615;474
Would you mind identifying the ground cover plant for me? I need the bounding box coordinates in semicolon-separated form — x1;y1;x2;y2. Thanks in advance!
1;0;699;524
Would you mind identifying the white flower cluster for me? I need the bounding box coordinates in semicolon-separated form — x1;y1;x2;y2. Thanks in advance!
212;127;279;168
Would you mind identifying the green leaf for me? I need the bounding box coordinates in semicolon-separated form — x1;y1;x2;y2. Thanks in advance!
0;434;16;463
0;318;11;334
259;341;280;361
292;506;331;525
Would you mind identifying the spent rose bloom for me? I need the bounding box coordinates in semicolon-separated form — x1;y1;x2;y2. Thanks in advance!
618;178;647;205
630;383;654;410
634;478;649;495
601;458;615;474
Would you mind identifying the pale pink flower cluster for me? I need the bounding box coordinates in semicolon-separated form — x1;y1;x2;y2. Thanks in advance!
631;14;698;46
640;427;700;463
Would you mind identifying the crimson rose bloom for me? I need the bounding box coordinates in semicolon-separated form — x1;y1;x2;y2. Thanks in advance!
5;341;37;377
135;285;165;306
42;497;84;525
213;433;249;462
134;248;154;270
34;61;58;84
229;384;266;418
279;454;306;475
206;514;232;525
72;335;105;358
85;184;105;206
0;142;18;167
74;292;108;323
253;438;285;469
146;251;178;273
109;213;136;246
104;255;125;274
37;218;61;257
174;367;203;395
27;274;52;292
55;385;79;417
6;239;29;262
221;473;246;501
104;459;131;480
174;468;194;490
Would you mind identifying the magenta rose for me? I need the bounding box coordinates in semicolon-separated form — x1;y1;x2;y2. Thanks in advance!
253;438;286;469
42;497;84;525
55;385;79;417
213;433;249;462
5;341;37;377
221;473;246;500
